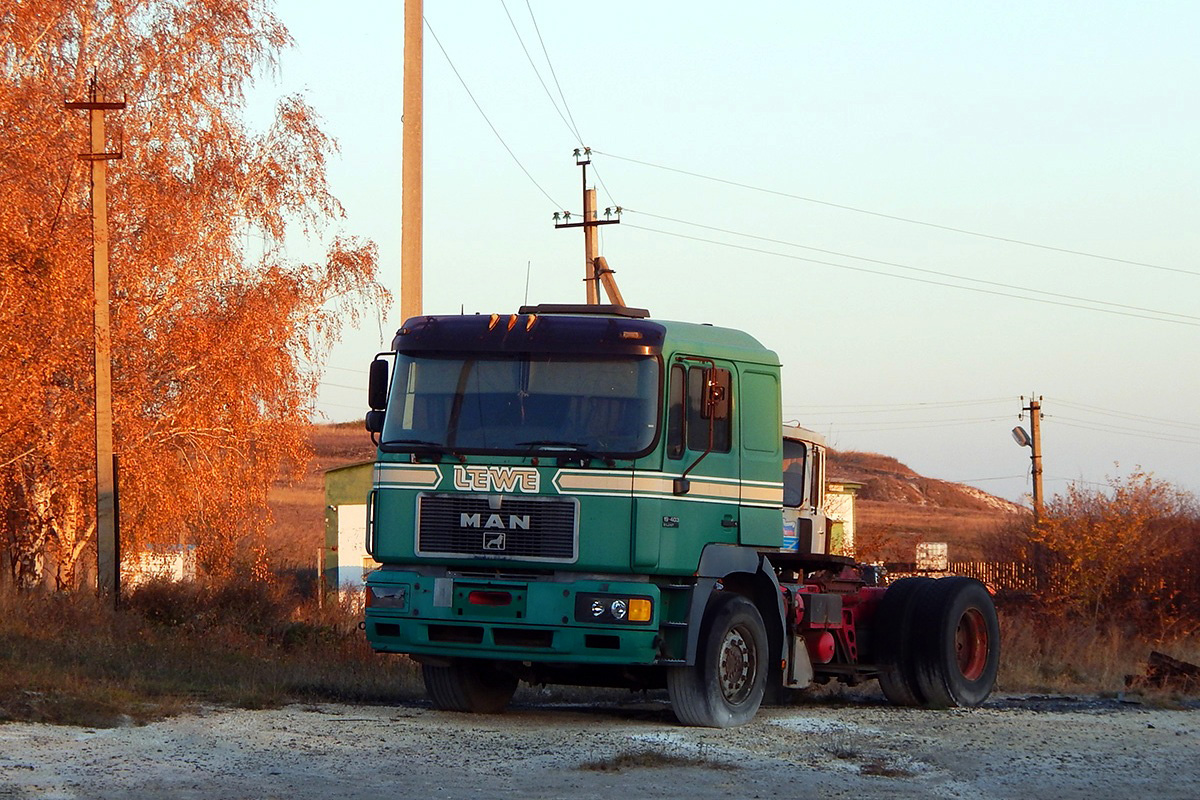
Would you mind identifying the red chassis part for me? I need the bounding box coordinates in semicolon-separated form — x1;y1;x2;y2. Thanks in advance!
781;565;888;674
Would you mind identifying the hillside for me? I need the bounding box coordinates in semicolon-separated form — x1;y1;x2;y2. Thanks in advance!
828;450;1021;514
827;450;1024;561
265;425;1024;567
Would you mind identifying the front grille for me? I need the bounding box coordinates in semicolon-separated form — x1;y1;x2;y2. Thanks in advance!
416;493;578;562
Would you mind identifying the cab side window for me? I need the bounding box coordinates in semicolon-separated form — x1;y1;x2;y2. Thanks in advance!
668;363;732;459
667;364;686;459
783;439;808;507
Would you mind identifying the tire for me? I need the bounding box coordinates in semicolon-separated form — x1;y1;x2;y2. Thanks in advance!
911;577;1000;708
668;594;768;728
873;577;934;707
422;659;518;714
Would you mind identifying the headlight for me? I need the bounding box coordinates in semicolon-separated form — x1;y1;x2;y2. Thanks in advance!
610;599;628;620
574;593;653;624
366;584;408;610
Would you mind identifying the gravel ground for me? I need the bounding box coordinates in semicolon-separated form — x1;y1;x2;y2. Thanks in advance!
1;693;1197;799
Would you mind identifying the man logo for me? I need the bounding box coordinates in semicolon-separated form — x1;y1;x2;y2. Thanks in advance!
483;532;506;551
459;513;531;531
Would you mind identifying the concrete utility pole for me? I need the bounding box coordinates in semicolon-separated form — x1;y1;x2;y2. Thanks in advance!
1017;396;1045;522
401;0;423;323
554;149;621;304
583;186;599;304
1027;397;1044;521
66;79;125;603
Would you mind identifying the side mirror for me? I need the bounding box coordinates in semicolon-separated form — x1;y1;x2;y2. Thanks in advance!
365;409;385;434
702;368;731;420
368;358;390;411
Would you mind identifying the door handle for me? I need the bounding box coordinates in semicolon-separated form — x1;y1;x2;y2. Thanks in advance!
721;516;738;528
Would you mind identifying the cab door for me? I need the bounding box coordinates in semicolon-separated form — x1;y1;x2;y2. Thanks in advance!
654;358;740;571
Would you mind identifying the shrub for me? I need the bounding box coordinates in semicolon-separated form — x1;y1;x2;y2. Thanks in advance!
1030;470;1200;635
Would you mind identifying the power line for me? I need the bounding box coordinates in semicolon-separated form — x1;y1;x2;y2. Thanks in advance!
312;401;366;413
504;3;619;208
626;209;1200;323
594;150;1200;280
816;417;1010;433
589;160;620;210
425;16;563;209
318;380;362;392
622;222;1200;329
318;364;369;376
498;0;578;144
950;475;1027;483
787;395;1012;410
1046;476;1114;489
1054;417;1200;446
801;415;1009;427
1052;399;1200;431
523;0;583;145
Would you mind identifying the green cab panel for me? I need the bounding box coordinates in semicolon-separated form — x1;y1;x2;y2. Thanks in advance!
738;367;783;547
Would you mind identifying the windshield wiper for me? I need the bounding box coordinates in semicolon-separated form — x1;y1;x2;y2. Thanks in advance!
516;440;615;467
382;438;463;462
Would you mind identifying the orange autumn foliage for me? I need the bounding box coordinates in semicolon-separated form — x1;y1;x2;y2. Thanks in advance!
0;2;387;588
1028;470;1200;635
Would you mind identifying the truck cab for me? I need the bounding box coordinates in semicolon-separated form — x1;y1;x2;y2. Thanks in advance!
362;305;999;726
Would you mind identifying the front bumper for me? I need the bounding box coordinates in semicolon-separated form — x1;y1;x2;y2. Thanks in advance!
364;569;664;665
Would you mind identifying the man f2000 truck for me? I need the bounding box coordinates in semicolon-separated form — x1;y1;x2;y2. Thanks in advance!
362;304;999;727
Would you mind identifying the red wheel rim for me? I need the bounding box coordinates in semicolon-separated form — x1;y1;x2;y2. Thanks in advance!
955;608;989;681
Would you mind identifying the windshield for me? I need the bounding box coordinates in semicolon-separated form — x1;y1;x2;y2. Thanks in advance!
381;352;660;457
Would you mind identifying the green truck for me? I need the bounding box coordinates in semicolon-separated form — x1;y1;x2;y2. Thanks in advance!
362;304;999;727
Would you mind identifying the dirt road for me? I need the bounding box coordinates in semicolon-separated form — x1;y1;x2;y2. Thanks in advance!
1;693;1196;799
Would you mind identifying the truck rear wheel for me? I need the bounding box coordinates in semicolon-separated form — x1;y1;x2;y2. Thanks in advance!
874;577;934;707
668;594;768;728
422;659;518;714
912;577;1000;708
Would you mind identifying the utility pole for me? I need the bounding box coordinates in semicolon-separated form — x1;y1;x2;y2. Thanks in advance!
66;78;125;604
1015;395;1047;592
1017;395;1045;522
554;149;621;304
584;184;599;304
401;0;423;323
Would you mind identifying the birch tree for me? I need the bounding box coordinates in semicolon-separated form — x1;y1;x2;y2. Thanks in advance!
0;0;386;587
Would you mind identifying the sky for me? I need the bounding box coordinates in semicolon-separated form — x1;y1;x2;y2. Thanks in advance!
246;1;1200;506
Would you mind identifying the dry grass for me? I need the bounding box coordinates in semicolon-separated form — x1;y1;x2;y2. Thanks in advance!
997;609;1200;700
0;582;421;728
3;583;1196;730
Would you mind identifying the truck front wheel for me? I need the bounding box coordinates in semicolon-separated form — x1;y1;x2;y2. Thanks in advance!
422;659;518;714
668;594;768;728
